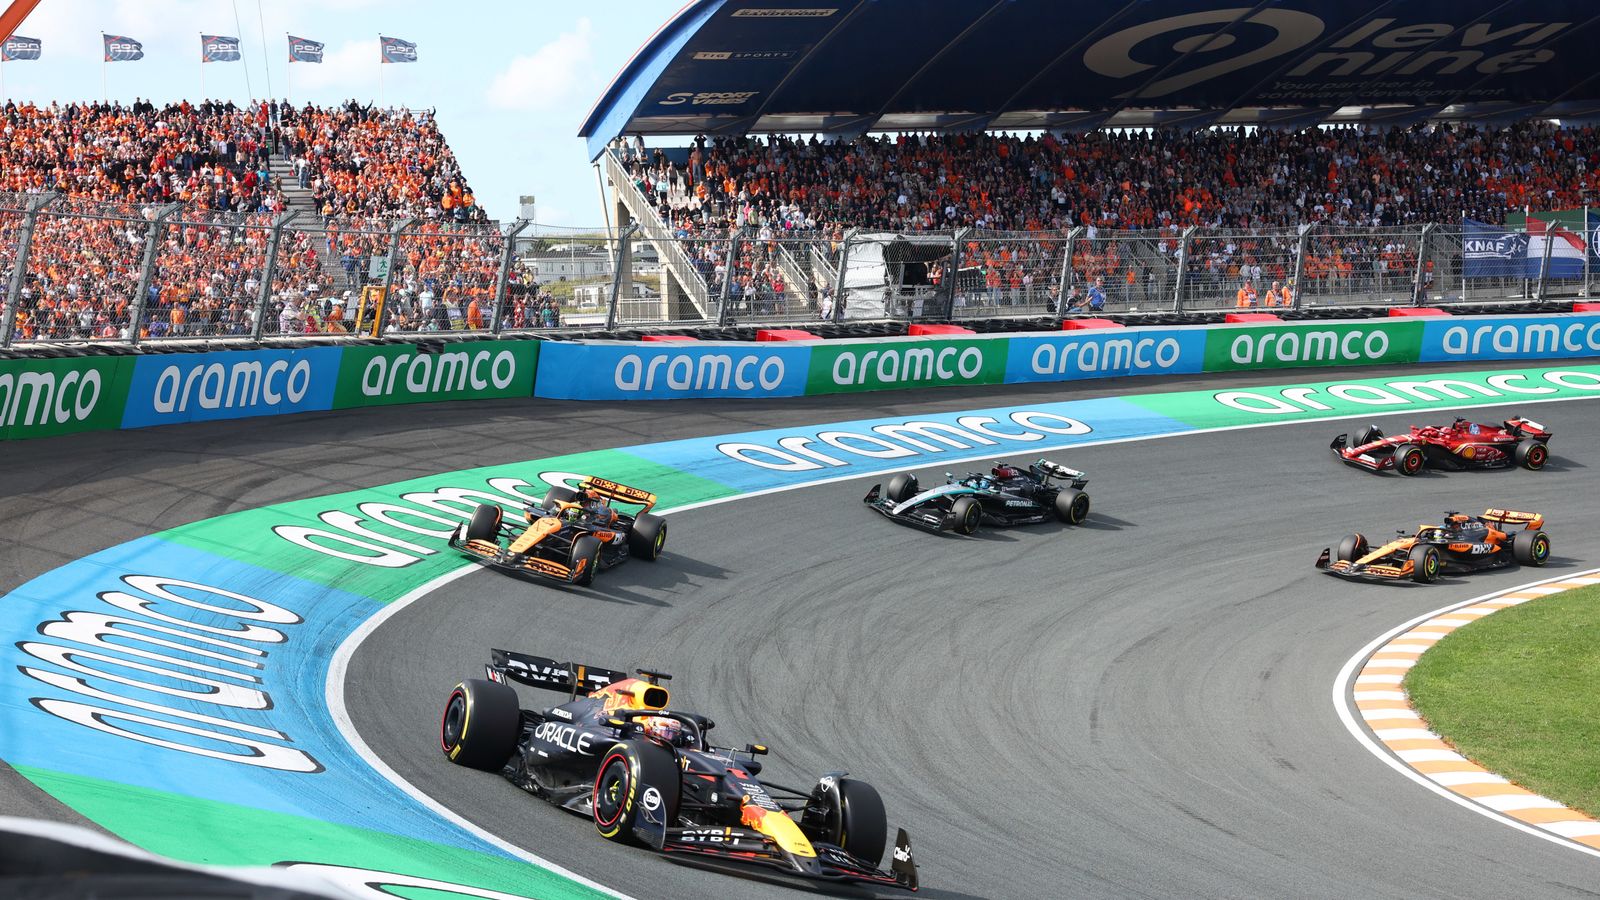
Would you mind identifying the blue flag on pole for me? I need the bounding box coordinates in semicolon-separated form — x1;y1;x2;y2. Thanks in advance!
1461;219;1529;279
380;35;417;64
201;34;241;63
103;34;144;62
288;35;323;63
2;35;41;61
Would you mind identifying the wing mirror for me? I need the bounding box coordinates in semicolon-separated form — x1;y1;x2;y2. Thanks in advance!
745;743;768;756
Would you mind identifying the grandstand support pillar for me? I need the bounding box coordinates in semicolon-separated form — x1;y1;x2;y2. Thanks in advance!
1535;217;1556;302
716;227;741;326
253;210;301;342
1290;224;1314;311
379;217;416;325
492;219;531;333
128;203;185;347
1410;224;1434;307
605;223;640;331
1;192;59;349
1173;225;1197;313
1058;227;1082;319
831;229;856;323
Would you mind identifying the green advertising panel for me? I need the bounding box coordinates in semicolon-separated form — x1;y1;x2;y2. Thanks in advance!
332;340;538;409
0;355;135;441
806;337;1009;394
1202;320;1423;371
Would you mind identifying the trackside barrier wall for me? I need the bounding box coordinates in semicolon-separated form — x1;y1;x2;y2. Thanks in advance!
5;315;1600;439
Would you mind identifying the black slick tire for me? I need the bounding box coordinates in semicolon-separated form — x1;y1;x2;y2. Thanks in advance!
1409;544;1441;583
885;473;918;504
1394;443;1425;476
570;535;602;587
440;679;521;771
627;513;667;561
1336;533;1369;563
1514;439;1549;471
1054;488;1090;525
1511;530;1551;566
465;504;502;542
1353;425;1382;447
802;777;888;866
951;497;981;535
543;485;581;508
593;741;681;845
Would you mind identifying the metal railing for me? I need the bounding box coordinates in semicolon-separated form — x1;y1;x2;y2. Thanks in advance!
2;197;1590;346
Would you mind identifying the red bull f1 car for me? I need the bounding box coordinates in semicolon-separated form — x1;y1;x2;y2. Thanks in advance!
1331;416;1551;475
448;476;666;586
863;459;1091;535
440;650;919;892
1315;508;1551;583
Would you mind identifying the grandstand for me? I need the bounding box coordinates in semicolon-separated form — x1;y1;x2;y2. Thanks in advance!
6;0;1600;344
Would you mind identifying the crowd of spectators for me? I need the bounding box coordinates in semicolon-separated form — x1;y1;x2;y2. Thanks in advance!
1;97;515;340
618;121;1600;314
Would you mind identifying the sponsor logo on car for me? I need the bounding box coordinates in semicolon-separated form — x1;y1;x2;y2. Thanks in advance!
692;50;797;60
533;721;597;755
730;7;836;17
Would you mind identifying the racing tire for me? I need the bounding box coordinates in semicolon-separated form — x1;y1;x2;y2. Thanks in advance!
801;777;888;867
885;473;918;504
951;497;981;535
1394;443;1426;476
1514;439;1549;471
593;741;681;845
1409;544;1441;584
1511;530;1552;567
627;513;667;561
1353;425;1382;447
543;485;581;509
465;504;502;542
570;535;603;587
1336;533;1369;563
1054;488;1090;525
440;679;521;771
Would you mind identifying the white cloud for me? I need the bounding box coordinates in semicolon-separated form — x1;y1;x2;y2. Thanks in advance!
485;18;594;112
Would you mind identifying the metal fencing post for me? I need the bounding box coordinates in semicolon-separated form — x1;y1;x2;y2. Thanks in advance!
831;229;855;323
1057;226;1082;317
1585;206;1592;299
717;227;740;325
379;217;415;328
492;218;530;333
253;210;299;342
946;227;968;319
128;203;184;346
1173;225;1196;312
1411;223;1434;306
1534;217;1555;301
604;223;639;331
1;192;59;348
1290;224;1313;310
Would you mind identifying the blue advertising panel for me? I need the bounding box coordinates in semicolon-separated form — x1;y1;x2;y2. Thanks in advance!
1003;328;1205;384
122;348;342;428
535;341;811;400
1420;315;1600;362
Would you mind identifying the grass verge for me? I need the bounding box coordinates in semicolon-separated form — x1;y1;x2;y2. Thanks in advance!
1406;583;1600;817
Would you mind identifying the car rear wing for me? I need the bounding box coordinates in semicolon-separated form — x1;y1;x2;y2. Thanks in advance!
1482;508;1545;530
1030;459;1087;487
488;649;628;699
580;476;656;513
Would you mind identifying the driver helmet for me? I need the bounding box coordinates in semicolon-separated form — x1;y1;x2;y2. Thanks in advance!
992;464;1019;480
640;716;691;747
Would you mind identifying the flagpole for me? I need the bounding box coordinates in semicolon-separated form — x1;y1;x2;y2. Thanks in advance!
200;34;206;99
378;36;384;109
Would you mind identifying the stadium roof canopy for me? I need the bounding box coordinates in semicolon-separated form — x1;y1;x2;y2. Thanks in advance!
579;0;1600;157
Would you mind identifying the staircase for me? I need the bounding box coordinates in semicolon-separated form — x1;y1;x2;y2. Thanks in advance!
267;156;353;290
602;150;713;321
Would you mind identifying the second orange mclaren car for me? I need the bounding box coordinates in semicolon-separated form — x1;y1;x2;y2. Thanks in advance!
1315;508;1551;583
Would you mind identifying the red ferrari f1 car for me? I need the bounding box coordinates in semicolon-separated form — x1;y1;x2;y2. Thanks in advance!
1331;416;1551;475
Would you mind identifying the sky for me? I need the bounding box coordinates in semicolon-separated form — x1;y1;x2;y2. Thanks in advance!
0;0;674;225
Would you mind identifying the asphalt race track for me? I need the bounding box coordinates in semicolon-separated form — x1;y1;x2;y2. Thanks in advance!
5;361;1600;898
